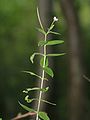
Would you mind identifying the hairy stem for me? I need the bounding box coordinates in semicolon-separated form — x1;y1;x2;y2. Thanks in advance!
36;34;47;120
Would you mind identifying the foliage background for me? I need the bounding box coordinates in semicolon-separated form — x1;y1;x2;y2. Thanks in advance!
0;0;90;120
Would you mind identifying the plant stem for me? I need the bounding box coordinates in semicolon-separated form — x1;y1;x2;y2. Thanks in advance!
36;34;47;120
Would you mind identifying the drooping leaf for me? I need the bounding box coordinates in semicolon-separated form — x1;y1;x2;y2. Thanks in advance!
40;57;48;67
44;67;54;77
36;28;46;35
22;71;42;79
38;40;47;46
49;31;61;35
22;71;48;81
39;112;50;120
40;99;56;106
45;40;64;46
30;53;44;63
46;53;66;57
23;87;49;93
25;95;34;103
19;102;36;112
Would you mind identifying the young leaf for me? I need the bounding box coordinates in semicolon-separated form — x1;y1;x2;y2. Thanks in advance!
45;40;64;46
19;102;36;112
22;71;48;81
37;7;44;30
40;99;56;106
44;67;54;77
47;53;66;57
40;57;48;67
30;53;44;63
49;31;61;35
38;40;47;46
23;87;49;93
25;95;34;103
22;71;42;79
36;28;46;35
39;112;50;120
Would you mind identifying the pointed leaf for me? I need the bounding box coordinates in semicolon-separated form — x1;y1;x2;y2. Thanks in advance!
22;71;42;79
30;53;44;63
39;112;50;120
45;40;64;46
37;7;44;30
40;57;48;67
44;67;54;77
36;28;46;35
25;95;34;103
30;53;35;63
47;53;66;57
23;87;49;93
19;102;36;112
22;71;48;81
38;41;47;46
49;31;61;35
41;99;56;106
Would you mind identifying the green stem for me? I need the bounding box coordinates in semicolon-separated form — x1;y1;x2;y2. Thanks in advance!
36;34;47;120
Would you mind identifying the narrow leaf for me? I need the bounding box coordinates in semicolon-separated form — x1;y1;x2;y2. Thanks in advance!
22;71;42;79
47;53;66;57
39;112;50;120
40;57;48;67
22;71;48;81
36;28;46;35
19;102;36;112
49;31;61;35
44;67;54;77
37;7;44;30
38;41;47;46
45;40;64;46
25;95;34;103
30;53;44;63
23;87;49;93
41;99;56;106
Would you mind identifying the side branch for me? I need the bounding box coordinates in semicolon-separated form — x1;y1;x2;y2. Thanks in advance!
11;112;36;120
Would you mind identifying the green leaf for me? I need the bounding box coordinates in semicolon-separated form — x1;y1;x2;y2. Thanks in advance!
41;99;56;106
40;57;48;67
37;7;44;30
47;53;66;57
36;28;46;35
19;102;36;112
0;118;2;120
23;87;49;93
30;53;43;63
49;31;61;35
39;112;50;120
22;71;48;81
25;95;34;103
45;40;64;46
38;40;47;46
22;71;42;79
44;67;54;77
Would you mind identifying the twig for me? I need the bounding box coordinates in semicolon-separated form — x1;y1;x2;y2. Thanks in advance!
11;112;36;120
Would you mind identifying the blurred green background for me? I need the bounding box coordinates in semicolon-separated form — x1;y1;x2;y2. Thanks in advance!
0;0;90;120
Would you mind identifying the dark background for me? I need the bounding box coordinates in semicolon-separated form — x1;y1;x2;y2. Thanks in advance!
0;0;90;120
